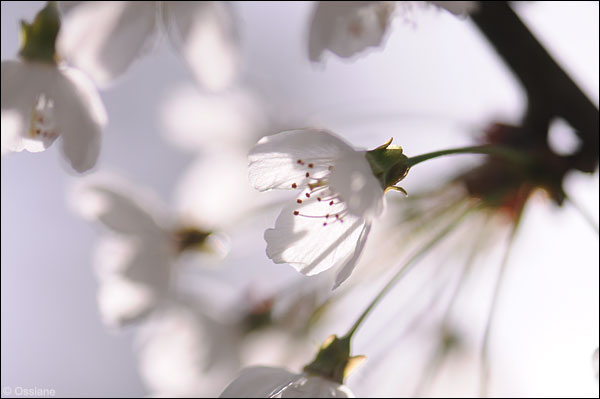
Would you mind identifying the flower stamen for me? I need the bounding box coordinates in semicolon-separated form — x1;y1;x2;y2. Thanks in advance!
29;94;58;143
287;158;353;227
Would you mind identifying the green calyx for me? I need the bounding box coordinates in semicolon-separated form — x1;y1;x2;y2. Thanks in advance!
173;227;212;253
365;138;410;193
303;335;366;385
19;2;61;64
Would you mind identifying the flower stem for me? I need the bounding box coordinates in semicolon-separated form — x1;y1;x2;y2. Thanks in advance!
480;215;522;397
342;204;476;341
407;145;530;168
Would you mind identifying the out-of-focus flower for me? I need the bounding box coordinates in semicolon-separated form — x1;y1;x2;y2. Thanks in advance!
72;175;227;327
249;129;411;288
308;1;396;62
1;2;107;172
307;1;479;63
58;1;239;90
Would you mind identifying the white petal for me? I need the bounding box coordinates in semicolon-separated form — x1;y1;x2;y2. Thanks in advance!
164;1;240;91
1;61;60;153
265;197;366;277
58;1;84;14
138;307;211;395
122;241;172;293
1;61;106;170
138;305;242;397
1;61;32;152
97;276;157;327
308;2;395;62
57;1;158;87
71;177;168;239
94;237;168;327
1;110;25;156
333;222;371;289
249;129;356;192
282;375;354;398
429;1;479;16
54;66;107;172
220;366;298;398
328;150;384;219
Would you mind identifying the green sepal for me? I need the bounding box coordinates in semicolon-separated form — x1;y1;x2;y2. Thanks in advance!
365;138;410;190
19;2;60;64
303;335;365;384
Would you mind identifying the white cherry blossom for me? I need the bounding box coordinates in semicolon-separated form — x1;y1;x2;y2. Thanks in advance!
308;1;396;62
72;175;226;327
58;1;239;90
249;129;386;289
1;58;106;172
220;366;355;398
1;2;106;172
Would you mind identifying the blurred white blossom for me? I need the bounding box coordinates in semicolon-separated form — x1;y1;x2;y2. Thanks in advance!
308;1;396;62
72;175;227;327
1;61;106;172
1;1;107;172
249;129;386;289
307;1;478;63
58;1;240;90
220;366;355;398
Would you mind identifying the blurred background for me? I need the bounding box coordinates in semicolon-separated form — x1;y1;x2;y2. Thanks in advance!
1;1;598;397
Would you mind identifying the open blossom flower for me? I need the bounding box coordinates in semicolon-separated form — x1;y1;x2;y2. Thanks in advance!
249;129;408;289
1;2;107;172
220;366;354;398
58;1;239;90
72;176;225;326
308;1;396;62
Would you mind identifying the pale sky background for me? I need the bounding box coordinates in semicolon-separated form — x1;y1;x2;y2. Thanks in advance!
1;1;598;397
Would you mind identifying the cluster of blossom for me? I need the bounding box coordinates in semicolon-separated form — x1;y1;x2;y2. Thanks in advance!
2;1;598;398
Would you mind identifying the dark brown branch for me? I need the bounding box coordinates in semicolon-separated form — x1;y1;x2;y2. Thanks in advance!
471;1;599;173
